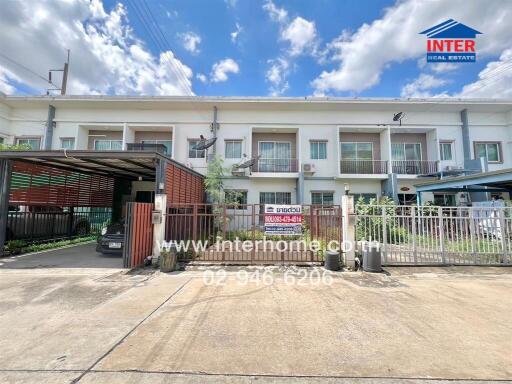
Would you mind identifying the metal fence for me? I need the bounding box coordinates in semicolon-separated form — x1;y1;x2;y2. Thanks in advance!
354;205;512;265
165;204;342;264
5;206;112;243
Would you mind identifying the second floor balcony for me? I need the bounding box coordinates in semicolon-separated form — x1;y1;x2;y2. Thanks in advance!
253;158;299;173
392;160;439;175
339;160;387;174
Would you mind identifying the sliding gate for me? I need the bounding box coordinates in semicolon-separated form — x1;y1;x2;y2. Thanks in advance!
165;204;342;264
354;205;512;266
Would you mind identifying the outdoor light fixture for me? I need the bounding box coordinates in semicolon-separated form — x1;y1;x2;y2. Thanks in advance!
344;183;350;195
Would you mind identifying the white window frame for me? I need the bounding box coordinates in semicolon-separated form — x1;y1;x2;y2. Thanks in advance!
311;191;334;205
93;139;123;151
259;192;292;205
439;141;454;161
188;139;206;159
60;137;75;150
258;141;292;159
310;140;328;160
15;137;41;150
340;142;374;161
391;142;422;161
474;142;501;163
224;140;243;159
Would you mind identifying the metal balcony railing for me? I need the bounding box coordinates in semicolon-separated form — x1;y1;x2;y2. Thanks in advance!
392;160;439;175
339;160;388;174
253;158;299;173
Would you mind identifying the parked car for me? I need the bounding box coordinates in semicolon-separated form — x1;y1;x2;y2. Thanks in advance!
6;205;90;241
96;223;125;255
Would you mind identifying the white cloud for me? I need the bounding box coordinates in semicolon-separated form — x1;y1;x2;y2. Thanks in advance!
179;32;201;55
281;17;317;56
225;0;238;8
166;10;178;18
430;63;460;74
400;74;449;98
0;66;19;94
457;48;512;98
262;0;287;23
265;57;290;96
196;73;207;83
262;0;317;94
231;23;242;44
0;0;193;95
312;0;512;95
210;58;239;83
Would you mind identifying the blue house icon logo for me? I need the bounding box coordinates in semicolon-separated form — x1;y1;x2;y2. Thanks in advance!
420;19;482;63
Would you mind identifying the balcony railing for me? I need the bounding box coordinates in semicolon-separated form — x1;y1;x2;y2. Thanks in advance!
253;158;299;173
392;160;438;175
339;160;387;174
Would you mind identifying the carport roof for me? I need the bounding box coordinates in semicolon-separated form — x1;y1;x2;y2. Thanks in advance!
415;168;512;192
0;150;203;180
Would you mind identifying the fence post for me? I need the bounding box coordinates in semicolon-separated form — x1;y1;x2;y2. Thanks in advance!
382;208;388;264
438;206;446;264
411;206;417;264
152;194;167;265
498;208;507;264
251;204;256;265
469;208;476;264
341;195;355;270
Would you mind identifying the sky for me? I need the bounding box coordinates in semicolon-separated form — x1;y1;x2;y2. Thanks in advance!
0;0;511;98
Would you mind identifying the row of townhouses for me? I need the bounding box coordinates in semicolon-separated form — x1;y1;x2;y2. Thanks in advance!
1;95;511;206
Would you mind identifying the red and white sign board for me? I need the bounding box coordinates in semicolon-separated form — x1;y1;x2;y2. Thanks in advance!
264;204;302;235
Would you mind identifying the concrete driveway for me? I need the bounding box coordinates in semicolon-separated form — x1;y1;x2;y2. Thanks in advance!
0;243;123;270
0;262;511;384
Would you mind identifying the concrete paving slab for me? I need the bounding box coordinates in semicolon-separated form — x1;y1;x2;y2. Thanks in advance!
0;243;123;270
1;266;511;384
97;271;512;381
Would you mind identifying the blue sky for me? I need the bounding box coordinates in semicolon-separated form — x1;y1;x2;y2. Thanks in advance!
0;0;511;98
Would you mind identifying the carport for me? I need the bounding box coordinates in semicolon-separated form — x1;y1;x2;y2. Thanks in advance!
0;150;204;267
415;168;512;204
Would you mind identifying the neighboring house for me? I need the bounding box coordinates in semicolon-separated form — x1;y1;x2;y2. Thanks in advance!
0;94;511;206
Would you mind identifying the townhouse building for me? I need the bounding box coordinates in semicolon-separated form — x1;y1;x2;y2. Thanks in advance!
1;94;511;206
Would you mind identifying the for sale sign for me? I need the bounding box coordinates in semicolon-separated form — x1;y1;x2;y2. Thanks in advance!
264;204;302;235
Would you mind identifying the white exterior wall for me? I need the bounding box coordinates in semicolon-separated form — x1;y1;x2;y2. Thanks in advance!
0;96;511;205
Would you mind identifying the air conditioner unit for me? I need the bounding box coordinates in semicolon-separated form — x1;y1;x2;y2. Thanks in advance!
444;165;463;171
302;163;316;173
231;169;245;177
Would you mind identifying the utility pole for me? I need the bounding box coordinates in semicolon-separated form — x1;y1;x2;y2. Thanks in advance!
61;49;69;95
47;49;70;95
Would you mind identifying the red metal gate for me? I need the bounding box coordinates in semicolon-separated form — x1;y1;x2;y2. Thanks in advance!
123;202;153;268
165;204;343;264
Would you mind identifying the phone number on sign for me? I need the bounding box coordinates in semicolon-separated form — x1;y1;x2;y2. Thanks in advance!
202;269;334;286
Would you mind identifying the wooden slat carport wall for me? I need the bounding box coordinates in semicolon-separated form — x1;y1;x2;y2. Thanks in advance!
9;161;113;207
165;162;204;204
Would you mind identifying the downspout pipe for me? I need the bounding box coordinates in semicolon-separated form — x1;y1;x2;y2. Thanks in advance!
45;105;56;150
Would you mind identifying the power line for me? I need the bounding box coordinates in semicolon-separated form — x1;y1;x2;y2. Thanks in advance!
138;0;193;91
0;52;60;89
462;59;512;95
126;0;193;95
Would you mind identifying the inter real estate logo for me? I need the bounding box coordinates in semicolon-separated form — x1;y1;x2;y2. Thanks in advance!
420;19;482;63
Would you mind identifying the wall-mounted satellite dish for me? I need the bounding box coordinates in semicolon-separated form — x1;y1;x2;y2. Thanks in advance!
232;154;261;175
193;135;217;150
393;112;405;126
